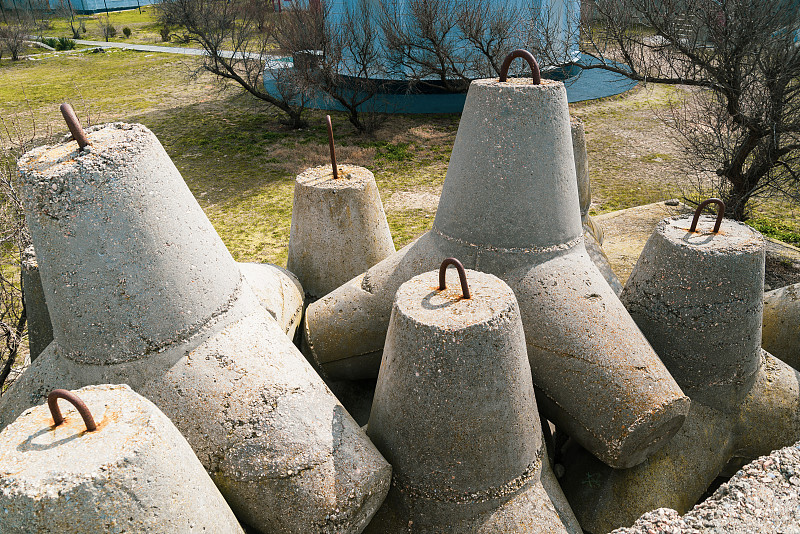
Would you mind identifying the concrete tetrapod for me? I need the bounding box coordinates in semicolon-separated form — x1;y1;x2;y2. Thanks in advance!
286;163;395;300
0;121;391;534
559;207;800;533
762;282;800;370
0;385;244;533
303;67;689;469
364;261;582;534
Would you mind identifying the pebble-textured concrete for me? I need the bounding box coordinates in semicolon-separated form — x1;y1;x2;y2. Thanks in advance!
365;269;581;533
0;384;243;533
762;282;800;370
287;164;395;299
304;77;689;469
583;223;623;296
559;215;800;533
612;441;800;534
3;123;391;534
20;253;305;353
621;215;765;409
572;117;591;223
21;245;52;361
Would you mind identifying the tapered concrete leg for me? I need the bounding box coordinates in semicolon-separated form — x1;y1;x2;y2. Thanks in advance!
364;268;581;533
0;384;243;534
239;261;305;338
20;245;52;361
5;122;391;534
287;164;395;300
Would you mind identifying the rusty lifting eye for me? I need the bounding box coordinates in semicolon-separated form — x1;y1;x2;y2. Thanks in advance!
48;389;98;432
326;115;339;180
60;103;90;151
438;257;471;299
499;49;541;85
689;198;726;233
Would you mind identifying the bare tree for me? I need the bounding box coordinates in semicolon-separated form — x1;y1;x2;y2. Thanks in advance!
157;0;312;128
0;158;29;393
312;0;391;133
563;0;800;220
0;8;35;61
378;0;527;92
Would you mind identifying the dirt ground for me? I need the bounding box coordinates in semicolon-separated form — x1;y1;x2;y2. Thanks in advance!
596;200;800;291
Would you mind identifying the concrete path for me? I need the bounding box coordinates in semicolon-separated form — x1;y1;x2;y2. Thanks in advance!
73;39;263;59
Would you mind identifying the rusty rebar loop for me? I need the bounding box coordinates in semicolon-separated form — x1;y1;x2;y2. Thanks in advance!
689;198;726;233
499;49;542;85
59;103;90;150
326;115;339;179
438;257;471;299
48;389;97;432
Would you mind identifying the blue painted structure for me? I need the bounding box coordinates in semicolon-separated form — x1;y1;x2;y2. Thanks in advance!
1;0;158;14
264;0;605;113
264;54;638;113
324;0;581;77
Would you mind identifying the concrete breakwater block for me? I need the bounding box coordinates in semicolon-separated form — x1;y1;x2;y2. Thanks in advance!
304;68;689;469
365;262;581;533
762;282;800;370
1;121;391;534
560;208;800;533
0;385;243;533
287;163;395;300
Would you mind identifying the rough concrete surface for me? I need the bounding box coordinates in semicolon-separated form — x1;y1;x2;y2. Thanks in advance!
287;164;395;299
621;215;766;408
0;384;243;533
560;214;800;533
21;245;52;361
612;442;800;534
365;268;581;533
304;77;689;470
4;122;391;534
762;282;800;370
239;261;305;338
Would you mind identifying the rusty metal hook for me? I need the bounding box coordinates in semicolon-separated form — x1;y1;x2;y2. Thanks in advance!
326;115;339;179
59;103;90;150
499;49;541;85
438;257;471;299
689;198;725;233
48;389;97;432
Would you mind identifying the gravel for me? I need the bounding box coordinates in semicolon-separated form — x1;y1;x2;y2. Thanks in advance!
613;441;800;534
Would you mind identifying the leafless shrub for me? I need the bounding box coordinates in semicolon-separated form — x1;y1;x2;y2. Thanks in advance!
570;0;800;220
0;10;35;61
158;0;312;127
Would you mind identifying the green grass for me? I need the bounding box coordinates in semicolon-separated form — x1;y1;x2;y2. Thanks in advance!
2;49;800;269
0;48;211;141
748;217;800;246
44;6;171;44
